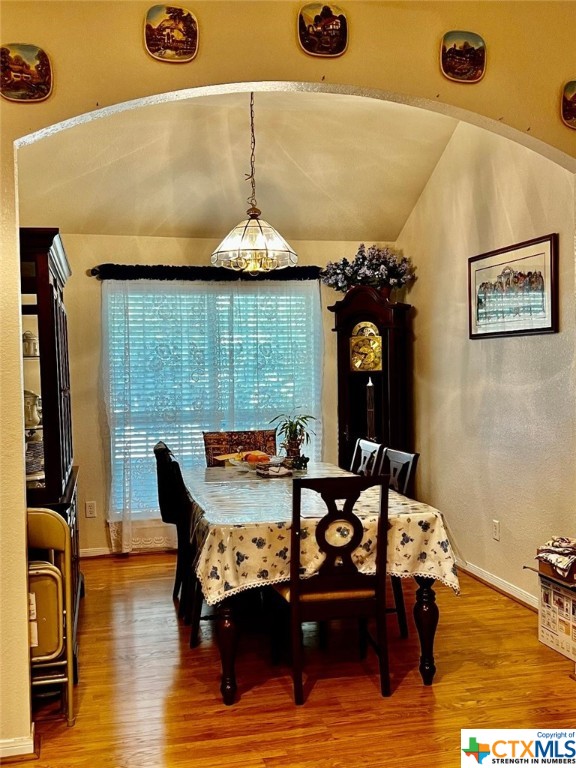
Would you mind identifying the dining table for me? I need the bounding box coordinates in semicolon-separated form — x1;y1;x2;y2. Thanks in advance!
182;462;460;705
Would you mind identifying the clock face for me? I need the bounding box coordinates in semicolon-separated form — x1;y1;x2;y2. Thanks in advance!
350;335;382;371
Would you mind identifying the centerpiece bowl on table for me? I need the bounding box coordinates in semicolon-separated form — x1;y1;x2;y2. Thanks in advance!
226;452;284;472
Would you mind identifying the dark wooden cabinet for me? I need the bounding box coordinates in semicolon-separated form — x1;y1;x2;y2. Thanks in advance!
20;227;82;677
328;285;413;470
21;227;73;503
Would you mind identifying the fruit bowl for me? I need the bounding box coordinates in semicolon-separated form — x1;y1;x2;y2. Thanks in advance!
229;455;284;472
228;458;251;471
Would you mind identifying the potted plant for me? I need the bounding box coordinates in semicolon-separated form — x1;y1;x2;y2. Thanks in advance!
269;412;316;459
320;243;416;296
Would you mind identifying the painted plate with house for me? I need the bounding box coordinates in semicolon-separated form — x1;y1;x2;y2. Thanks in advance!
298;3;348;57
440;30;486;83
561;81;576;129
0;43;52;102
144;5;198;62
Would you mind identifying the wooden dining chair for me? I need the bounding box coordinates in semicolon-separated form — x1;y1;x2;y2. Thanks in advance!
380;447;420;639
349;438;385;476
154;441;214;647
153;442;196;620
382;448;419;497
274;475;391;704
202;429;277;467
350;438;415;637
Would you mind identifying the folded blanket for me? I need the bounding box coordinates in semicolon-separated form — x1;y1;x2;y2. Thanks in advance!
536;536;576;578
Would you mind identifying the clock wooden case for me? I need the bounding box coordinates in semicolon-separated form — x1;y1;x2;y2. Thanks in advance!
328;285;413;469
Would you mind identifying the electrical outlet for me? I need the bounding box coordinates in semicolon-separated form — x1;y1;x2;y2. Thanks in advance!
85;501;97;519
492;519;500;541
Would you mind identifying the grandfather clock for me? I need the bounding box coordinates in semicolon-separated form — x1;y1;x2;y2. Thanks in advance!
328;285;413;470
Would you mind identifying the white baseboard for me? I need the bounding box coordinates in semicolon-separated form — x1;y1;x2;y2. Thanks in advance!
0;724;36;759
80;547;111;557
458;558;538;609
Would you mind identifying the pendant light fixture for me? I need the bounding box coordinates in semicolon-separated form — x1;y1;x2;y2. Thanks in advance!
211;92;297;275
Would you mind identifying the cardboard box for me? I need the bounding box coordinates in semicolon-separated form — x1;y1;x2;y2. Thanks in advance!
538;575;576;662
538;559;576;584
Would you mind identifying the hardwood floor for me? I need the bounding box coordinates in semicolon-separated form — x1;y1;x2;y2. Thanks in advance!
29;553;576;768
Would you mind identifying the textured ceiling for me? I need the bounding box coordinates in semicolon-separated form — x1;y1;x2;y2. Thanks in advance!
17;90;458;243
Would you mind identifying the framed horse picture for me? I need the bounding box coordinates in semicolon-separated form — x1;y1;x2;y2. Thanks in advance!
468;234;559;339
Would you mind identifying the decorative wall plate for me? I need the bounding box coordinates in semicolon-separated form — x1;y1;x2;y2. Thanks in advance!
440;30;486;83
298;3;348;57
0;43;52;102
144;4;198;62
561;81;576;129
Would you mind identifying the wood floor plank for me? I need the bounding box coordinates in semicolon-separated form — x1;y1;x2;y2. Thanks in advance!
25;552;576;768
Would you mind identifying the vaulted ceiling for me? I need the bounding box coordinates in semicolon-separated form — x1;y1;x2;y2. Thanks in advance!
17;90;459;244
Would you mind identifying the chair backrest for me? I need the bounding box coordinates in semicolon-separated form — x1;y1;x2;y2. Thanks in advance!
202;429;277;467
290;475;389;597
27;508;71;657
349;438;385;477
153;441;192;525
28;507;71;577
381;448;419;495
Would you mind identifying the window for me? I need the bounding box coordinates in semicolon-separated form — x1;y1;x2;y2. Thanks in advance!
102;279;323;521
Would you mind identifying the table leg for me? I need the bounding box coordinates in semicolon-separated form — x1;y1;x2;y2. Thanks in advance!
413;576;439;685
215;600;238;705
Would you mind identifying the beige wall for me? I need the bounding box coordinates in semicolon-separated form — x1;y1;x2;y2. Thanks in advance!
397;122;575;602
1;0;575;756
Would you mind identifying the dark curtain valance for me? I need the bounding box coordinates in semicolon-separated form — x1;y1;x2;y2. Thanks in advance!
90;264;322;281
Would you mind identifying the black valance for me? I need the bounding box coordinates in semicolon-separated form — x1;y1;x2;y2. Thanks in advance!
90;264;322;281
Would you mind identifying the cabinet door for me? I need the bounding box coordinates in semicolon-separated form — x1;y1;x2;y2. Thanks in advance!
52;283;73;493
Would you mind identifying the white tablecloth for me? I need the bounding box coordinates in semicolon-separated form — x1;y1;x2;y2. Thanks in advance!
183;464;460;606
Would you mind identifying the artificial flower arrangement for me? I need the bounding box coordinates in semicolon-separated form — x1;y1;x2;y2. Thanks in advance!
320;243;416;293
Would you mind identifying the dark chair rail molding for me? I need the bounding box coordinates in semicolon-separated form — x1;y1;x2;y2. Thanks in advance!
89;264;322;281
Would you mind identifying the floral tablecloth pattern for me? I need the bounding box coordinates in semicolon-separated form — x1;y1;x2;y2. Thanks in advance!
183;464;460;606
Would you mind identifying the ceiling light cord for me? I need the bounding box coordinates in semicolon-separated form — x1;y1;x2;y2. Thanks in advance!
210;92;297;274
245;92;259;215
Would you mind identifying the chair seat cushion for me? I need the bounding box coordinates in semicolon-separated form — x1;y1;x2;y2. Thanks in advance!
273;583;375;603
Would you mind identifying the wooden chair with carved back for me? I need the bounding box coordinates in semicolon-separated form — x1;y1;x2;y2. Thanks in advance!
349;438;385;477
274;474;391;704
153;441;202;643
380;447;420;638
202;429;277;467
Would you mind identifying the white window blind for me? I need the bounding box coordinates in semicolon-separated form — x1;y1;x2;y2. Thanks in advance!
102;279;323;527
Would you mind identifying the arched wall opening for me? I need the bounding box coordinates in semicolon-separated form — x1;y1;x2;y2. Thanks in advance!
2;77;575;758
13;77;576;577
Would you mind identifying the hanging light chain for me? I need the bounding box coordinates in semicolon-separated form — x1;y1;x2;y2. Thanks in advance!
245;92;258;211
210;91;297;272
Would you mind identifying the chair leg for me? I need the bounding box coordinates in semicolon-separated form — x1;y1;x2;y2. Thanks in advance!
176;556;187;618
173;566;182;602
181;568;193;624
391;575;408;638
189;577;203;648
267;590;289;665
376;607;391;698
318;620;329;650
173;545;183;603
358;617;369;659
291;610;304;705
65;616;76;726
